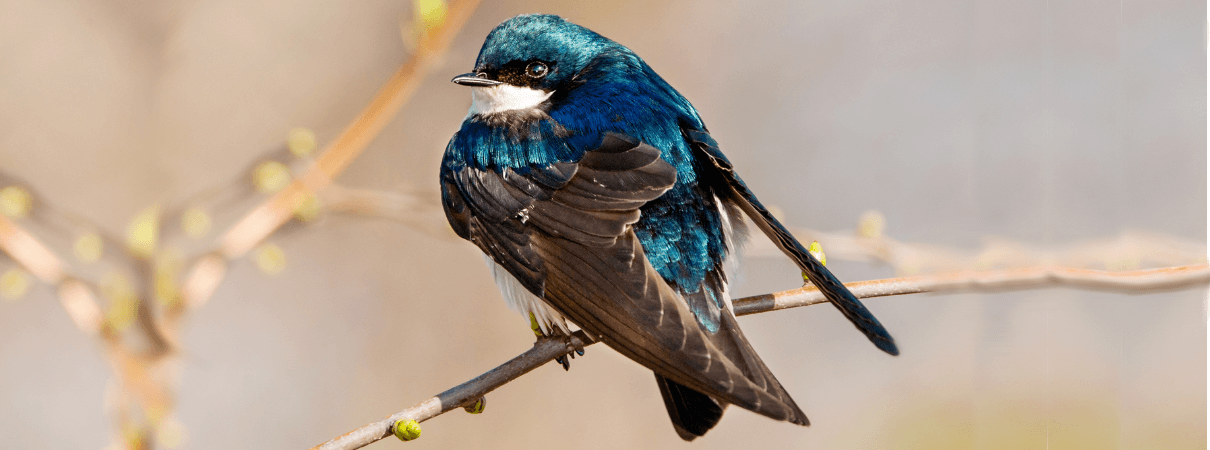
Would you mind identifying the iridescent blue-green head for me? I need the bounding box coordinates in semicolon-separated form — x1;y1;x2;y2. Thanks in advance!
448;14;703;172
453;14;616;92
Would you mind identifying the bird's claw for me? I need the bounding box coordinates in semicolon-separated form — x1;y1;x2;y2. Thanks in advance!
530;313;586;371
546;334;584;371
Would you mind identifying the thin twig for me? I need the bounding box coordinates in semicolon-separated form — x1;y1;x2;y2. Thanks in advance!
0;215;67;283
309;263;1209;450
313;332;593;450
0;215;173;446
0;2;484;446
178;0;481;310
747;226;1206;277
731;263;1210;315
209;0;480;261
317;185;450;238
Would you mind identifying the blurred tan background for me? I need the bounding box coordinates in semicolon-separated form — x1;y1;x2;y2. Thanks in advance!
0;0;1205;449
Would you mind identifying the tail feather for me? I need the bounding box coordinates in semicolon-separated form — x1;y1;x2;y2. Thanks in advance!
687;128;899;356
655;374;724;441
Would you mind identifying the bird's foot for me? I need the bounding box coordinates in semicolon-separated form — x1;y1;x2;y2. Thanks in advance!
551;337;586;371
529;312;544;338
530;313;585;371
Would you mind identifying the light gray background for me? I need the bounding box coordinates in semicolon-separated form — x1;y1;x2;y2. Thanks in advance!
0;0;1204;448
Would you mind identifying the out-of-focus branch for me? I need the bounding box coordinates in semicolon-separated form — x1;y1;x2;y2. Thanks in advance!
309;263;1209;450
207;0;481;263
0;215;66;282
318;185;439;219
0;2;483;447
752;216;1205;276
0;213;173;448
731;263;1210;315
58;280;104;335
0;214;106;334
177;0;481;311
317;185;450;237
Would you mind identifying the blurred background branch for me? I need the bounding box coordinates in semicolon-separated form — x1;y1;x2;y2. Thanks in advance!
0;1;479;448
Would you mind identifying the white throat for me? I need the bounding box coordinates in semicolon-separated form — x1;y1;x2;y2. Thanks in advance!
467;85;554;117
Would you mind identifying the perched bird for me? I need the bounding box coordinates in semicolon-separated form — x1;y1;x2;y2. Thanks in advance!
441;14;897;440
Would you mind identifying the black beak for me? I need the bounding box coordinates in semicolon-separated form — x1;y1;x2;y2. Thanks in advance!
452;72;501;87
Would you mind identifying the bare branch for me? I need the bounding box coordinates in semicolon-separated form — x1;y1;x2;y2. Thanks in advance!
0;215;67;283
312;332;594;450
316;185;451;238
208;0;482;261
177;0;482;312
0;1;486;445
750;225;1206;277
310;263;1209;450
732;264;1210;315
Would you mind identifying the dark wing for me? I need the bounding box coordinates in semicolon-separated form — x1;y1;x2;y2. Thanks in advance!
442;133;808;424
684;128;899;356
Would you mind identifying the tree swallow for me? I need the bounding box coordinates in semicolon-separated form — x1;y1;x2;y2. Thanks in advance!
440;14;897;440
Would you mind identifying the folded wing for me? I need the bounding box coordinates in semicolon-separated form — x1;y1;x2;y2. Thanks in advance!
441;132;808;424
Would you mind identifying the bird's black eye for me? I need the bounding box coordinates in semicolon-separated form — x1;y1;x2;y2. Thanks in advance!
526;62;549;78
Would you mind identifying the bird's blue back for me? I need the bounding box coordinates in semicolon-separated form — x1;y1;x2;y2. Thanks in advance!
443;15;730;301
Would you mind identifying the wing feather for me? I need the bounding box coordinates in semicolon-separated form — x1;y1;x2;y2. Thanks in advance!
441;132;808;426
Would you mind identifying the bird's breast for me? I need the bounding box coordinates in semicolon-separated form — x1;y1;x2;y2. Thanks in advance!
468;85;554;118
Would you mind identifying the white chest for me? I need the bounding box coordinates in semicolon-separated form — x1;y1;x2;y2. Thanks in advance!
467;85;554;118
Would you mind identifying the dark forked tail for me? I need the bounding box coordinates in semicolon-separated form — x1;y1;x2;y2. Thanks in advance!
654;306;810;440
686;128;899;356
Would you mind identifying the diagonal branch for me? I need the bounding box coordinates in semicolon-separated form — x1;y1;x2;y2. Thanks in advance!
0;214;175;440
179;0;482;310
313;331;594;450
309;263;1209;450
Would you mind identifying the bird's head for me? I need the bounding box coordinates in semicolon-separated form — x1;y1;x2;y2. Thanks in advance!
453;14;616;118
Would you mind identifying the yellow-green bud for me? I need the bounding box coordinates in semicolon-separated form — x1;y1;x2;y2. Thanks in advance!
807;241;827;266
393;419;421;441
464;397;486;414
803;241;827;283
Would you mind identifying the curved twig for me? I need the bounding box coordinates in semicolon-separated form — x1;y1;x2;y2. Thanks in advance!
309;263;1209;450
